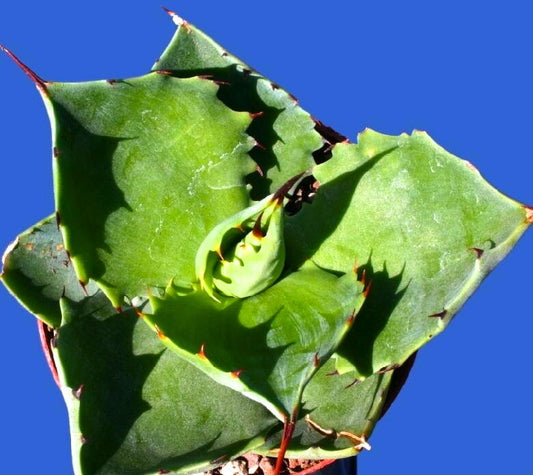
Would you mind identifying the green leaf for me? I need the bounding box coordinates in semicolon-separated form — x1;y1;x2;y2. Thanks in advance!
285;129;531;378
145;262;366;421
196;192;287;300
152;19;324;200
56;295;276;475
1;217;277;474
1;215;97;327
48;73;255;307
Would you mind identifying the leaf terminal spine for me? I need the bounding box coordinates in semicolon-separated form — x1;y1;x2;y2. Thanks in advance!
161;7;191;32
0;44;49;95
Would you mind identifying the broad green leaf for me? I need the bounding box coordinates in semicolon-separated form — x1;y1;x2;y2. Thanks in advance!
285;129;531;378
1;215;97;327
1;217;277;474
56;295;276;475
145;262;366;421
47;74;255;306
153;19;324;200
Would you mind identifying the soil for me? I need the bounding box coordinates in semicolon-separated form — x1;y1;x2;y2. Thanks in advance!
201;454;335;475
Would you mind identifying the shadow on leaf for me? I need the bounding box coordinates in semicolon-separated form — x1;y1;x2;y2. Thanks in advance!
53;102;132;282
285;147;398;272
56;297;161;475
338;259;408;377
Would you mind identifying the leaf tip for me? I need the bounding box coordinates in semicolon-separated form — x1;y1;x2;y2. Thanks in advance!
338;430;372;452
161;6;191;32
0;44;49;95
272;171;306;204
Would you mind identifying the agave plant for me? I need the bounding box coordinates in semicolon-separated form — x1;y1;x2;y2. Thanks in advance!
1;8;531;475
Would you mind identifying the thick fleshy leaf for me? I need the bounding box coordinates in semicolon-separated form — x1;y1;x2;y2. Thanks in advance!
195;193;287;300
285;129;531;378
1;215;97;327
1;217;277;474
258;355;395;460
48;73;255;306
56;295;276;475
153;18;324;200
145;262;366;421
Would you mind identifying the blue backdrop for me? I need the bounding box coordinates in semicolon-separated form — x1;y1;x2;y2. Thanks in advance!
1;2;531;474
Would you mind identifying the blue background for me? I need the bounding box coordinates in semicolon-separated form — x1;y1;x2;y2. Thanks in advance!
1;1;531;473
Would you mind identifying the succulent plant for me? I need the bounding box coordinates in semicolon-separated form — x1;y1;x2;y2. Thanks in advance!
1;8;531;475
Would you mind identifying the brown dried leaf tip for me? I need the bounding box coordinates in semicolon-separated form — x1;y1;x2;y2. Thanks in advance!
304;415;371;452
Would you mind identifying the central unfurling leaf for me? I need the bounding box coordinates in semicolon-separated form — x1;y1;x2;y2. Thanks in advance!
196;174;304;300
196;194;284;300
